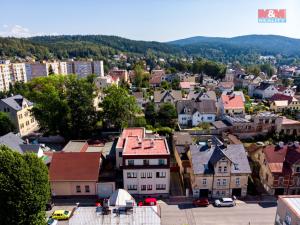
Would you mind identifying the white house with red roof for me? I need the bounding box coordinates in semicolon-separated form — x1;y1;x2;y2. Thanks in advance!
219;93;245;116
117;128;170;196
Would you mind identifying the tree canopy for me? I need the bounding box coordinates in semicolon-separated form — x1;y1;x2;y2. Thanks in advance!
0;146;50;225
0;112;16;135
21;74;100;139
101;85;140;129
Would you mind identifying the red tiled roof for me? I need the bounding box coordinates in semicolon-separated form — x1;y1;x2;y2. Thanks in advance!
123;137;169;156
221;94;244;109
270;94;293;103
116;128;145;149
49;152;101;181
150;75;162;85
282;117;300;125
180;82;196;89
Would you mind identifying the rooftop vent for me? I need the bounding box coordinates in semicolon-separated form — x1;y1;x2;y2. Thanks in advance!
150;139;154;147
278;141;284;148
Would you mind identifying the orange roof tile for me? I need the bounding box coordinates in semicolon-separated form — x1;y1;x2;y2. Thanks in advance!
221;94;244;109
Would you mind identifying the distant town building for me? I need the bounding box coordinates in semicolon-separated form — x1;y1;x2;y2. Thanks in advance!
275;195;300;225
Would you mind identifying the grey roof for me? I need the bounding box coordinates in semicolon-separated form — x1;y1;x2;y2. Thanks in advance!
190;141;251;175
176;100;216;115
187;91;217;101
0;132;24;153
62;140;88;152
1;95;33;111
173;132;193;146
132;91;143;100
20;144;40;154
212;121;228;129
154;90;182;103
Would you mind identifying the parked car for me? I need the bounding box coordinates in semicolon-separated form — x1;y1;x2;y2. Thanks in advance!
214;198;235;207
193;198;209;207
51;210;72;220
138;198;157;206
46;200;54;211
47;218;58;225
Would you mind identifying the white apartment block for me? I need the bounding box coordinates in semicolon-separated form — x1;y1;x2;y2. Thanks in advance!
92;61;104;77
0;63;11;92
73;61;93;78
10;63;27;83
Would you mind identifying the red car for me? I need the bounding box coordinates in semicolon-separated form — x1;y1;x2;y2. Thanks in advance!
193;198;209;207
138;198;157;206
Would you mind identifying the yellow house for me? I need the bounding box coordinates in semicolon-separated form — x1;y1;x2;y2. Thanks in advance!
0;95;38;136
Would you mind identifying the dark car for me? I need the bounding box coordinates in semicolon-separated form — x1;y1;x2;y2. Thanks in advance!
193;198;210;207
46;201;54;211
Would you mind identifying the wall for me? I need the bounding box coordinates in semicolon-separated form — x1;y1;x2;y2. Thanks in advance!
51;181;97;196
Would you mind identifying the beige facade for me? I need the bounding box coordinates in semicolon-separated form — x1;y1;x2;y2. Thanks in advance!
10;63;27;83
51;181;97;196
0;96;38;136
191;157;249;198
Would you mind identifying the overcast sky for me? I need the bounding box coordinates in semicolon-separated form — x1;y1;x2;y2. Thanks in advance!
0;0;299;41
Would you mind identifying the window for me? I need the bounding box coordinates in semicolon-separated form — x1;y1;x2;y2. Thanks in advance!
143;159;149;166
285;212;292;225
217;179;221;186
158;159;165;165
234;164;239;170
236;178;240;186
202;179;207;185
128;160;134;166
218;166;222;173
141;185;147;191
147;172;152;178
127;172;137;178
156;172;166;178
156;184;166;190
141;172;146;178
85;185;90;193
296;166;300;173
31;118;34;123
26;121;30;126
127;185;137;190
224;166;227;173
18;114;22;119
279;177;284;185
119;152;122;157
147;185;152;190
222;179;227;186
266;174;269;182
76;185;81;193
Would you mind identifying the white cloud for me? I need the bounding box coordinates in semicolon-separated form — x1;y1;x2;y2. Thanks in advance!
0;24;58;37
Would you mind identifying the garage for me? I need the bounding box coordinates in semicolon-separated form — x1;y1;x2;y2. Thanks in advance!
97;182;115;198
232;188;242;197
199;189;209;197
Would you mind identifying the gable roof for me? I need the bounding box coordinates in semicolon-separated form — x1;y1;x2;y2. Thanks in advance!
190;141;251;175
176;100;216;115
218;81;234;89
256;82;273;91
154;90;182;103
270;93;293;103
49;152;101;181
187;91;217;101
0;132;24;153
1;95;33;111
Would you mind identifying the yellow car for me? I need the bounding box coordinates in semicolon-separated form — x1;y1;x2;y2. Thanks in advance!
51;210;72;220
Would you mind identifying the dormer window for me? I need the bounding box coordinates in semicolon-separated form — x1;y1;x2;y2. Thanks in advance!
234;164;239;170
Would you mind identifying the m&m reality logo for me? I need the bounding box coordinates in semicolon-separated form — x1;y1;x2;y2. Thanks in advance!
258;9;286;23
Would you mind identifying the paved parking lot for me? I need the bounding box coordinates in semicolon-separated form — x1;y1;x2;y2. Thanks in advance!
160;201;277;225
46;205;75;225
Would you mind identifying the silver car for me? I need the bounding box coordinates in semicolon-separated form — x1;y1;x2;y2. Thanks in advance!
214;197;236;207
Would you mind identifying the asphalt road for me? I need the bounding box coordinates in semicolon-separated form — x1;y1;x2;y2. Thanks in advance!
160;202;277;225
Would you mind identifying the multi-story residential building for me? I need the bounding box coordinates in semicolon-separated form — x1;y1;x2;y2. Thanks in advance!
0;63;11;92
10;63;27;84
58;62;68;75
253;82;278;99
73;61;93;78
176;100;217;127
0;95;38;136
252;142;300;195
116;128;170;197
27;63;48;80
275;195;300;225
189;137;251;198
92;61;104;77
66;61;74;74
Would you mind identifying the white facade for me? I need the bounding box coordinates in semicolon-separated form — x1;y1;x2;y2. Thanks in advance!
93;61;104;77
59;62;68;75
0;64;11;92
123;168;170;195
10;63;27;83
178;112;216;126
254;85;278;99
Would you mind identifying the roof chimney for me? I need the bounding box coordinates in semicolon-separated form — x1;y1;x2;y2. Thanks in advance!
278;141;284;148
150;139;154;147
